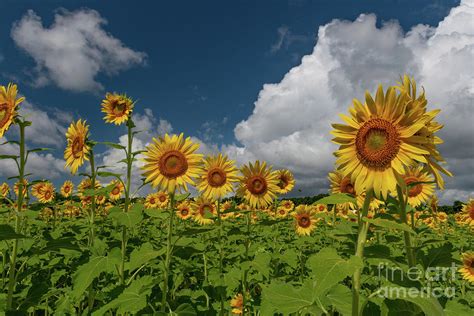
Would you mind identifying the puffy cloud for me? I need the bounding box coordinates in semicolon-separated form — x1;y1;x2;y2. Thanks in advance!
11;9;146;92
227;0;474;202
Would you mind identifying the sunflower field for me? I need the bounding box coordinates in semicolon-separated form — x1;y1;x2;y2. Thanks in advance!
0;76;473;315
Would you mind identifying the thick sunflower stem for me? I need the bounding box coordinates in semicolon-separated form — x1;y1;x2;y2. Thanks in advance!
161;193;175;312
87;149;97;313
120;120;134;284
6;121;27;310
216;200;225;315
351;190;373;316
396;186;416;267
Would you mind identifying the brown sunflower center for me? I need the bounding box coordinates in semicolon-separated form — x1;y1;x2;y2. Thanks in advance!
469;208;474;220
405;177;423;197
247;176;267;195
199;203;213;216
71;137;84;158
159;150;188;179
181;209;189;216
149;198;156;204
112;187;120;195
159;195;167;202
0;103;12;128
44;191;52;200
355;118;401;170
340;177;356;195
64;186;71;193
279;209;286;215
297;214;311;228
208;168;227;187
278;176;289;189
112;102;127;116
319;205;325;211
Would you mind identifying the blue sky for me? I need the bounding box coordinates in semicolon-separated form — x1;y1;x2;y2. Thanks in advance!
1;0;472;203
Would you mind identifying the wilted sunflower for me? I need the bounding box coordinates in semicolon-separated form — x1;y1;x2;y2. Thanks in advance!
142;133;202;193
294;205;318;236
176;201;192;220
196;153;239;200
461;199;474;227
61;180;74;197
14;179;28;197
396;75;452;188
192;196;215;225
0;182;10;197
230;293;244;315
332;84;440;198
31;182;46;199
38;183;55;203
459;252;474;283
0;83;25;138
64;119;90;175
402;166;435;207
108;180;124;201
101;92;134;125
237;161;279;209
275;169;295;194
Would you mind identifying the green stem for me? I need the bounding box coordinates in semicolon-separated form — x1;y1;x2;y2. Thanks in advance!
216;200;225;315
161;193;175;312
351;190;373;316
242;211;251;316
88;150;97;247
120;120;134;284
6;121;27;310
396;186;416;267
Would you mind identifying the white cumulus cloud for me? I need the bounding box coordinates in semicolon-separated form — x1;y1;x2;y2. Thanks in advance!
11;8;146;92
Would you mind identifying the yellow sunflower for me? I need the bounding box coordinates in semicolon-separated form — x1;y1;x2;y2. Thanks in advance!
461;199;474;227
276;206;289;218
64;119;90;175
61;180;74;197
275;169;295;194
101;92;134;125
142;133;202;193
459;252;474;283
0;83;25;138
314;204;328;213
38;182;55;203
31;182;46;199
220;200;235;220
14;179;28;197
294;205;318;236
396;75;452;188
331;83;442;199
176;200;192;220
429;194;439;213
401;165;435;207
237;161;279;209
328;170;358;210
145;192;159;209
155;191;169;208
109;180;124;201
196;153;239;200
280;200;294;212
230;293;244;315
95;194;106;205
0;182;10;197
77;178;101;197
192;196;215;225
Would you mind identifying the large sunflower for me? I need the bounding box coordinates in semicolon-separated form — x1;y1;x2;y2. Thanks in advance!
60;180;74;197
401;165;435;207
101;93;134;125
275;169;295;195
461;199;474;227
396;75;452;188
38;182;55;203
64;119;90;175
196;153;239;200
192;196;215;225
459;252;474;283
331;84;438;199
142;133;202;193
0;83;25;138
236;161;279;209
0;183;10;197
294;205;318;236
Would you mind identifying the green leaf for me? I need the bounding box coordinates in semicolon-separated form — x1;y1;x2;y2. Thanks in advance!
0;224;27;241
109;204;143;227
175;193;190;202
384;289;444;316
145;208;168;219
261;279;318;314
27;148;52;153
420;243;453;269
444;300;472;316
325;284;352;316
251;252;271;280
127;242;164;271
101;142;126;150
307;247;363;297
171;303;197;316
97;171;123;178
364;218;415;234
315;193;356;205
71;256;111;301
0;154;18;160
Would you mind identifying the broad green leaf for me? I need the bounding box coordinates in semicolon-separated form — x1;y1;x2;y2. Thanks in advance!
315;193;356;205
251;252;271;279
0;154;18;160
261;279;318;314
175;193;190;202
171;303;197;315
127;242;164;271
101;141;126;150
325;284;352;316
384;289;444;316
444;300;471;316
97;171;122;178
109;204;143;227
0;224;27;241
71;256;111;300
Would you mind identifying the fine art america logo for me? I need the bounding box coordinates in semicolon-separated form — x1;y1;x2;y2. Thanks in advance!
376;263;465;298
